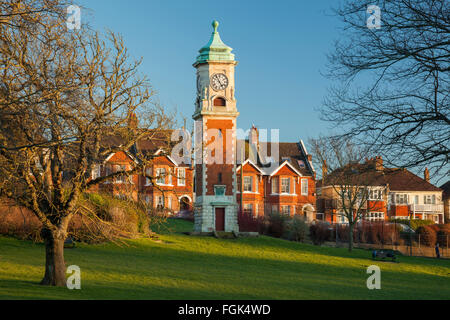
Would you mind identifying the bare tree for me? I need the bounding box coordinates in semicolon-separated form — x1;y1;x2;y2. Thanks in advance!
309;136;384;251
321;0;449;178
0;0;65;28
0;0;174;286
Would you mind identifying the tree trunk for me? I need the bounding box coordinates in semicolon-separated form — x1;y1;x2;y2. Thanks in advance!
348;224;354;252
40;228;66;287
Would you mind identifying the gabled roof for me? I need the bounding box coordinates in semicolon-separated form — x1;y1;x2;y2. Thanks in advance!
237;159;264;174
385;168;442;192
269;160;303;177
319;162;442;193
236;140;315;177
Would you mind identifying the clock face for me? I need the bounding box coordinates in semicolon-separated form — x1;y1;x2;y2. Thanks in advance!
210;73;229;91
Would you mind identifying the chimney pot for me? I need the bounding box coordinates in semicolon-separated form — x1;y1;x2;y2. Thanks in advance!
424;167;430;182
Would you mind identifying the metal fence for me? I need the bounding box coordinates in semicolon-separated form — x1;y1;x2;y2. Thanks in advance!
332;223;449;258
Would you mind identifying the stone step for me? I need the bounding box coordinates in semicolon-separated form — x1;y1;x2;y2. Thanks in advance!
214;231;237;239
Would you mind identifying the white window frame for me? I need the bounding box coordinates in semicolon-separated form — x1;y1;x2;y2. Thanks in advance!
244;203;253;215
157;195;164;208
281;177;290;194
368;188;382;200
395;193;409;205
145;167;152;186
156;168;166;185
272;177;279;194
177;168;186;186
114;165;127;184
244;176;253;192
301;179;308;196
91;164;101;180
281;205;291;215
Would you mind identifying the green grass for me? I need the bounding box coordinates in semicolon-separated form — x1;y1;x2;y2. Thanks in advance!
0;219;449;300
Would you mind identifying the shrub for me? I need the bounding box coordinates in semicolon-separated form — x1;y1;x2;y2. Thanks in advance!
431;224;450;247
284;215;309;242
0;202;42;241
238;211;262;233
266;212;287;238
309;222;331;245
416;225;437;246
0;193;151;243
390;218;434;231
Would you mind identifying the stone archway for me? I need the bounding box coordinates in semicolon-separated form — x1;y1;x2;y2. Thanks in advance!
179;196;192;212
302;204;315;222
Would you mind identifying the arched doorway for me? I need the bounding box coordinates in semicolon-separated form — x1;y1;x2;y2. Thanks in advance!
302;204;315;222
179;196;192;212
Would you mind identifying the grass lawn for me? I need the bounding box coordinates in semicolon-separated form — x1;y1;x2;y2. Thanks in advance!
0;219;449;300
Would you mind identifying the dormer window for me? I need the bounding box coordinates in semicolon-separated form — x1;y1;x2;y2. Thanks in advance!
213;97;226;107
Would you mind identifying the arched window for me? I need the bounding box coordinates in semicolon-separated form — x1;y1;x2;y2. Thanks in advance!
213;97;226;107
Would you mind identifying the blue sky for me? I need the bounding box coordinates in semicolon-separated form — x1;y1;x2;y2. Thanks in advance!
77;0;343;143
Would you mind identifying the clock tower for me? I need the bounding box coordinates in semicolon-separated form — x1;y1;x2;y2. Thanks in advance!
193;20;239;233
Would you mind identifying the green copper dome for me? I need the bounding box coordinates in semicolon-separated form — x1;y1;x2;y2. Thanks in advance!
195;20;235;64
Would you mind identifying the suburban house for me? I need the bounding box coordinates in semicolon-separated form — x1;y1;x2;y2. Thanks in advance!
237;127;316;221
316;157;445;224
89;130;194;214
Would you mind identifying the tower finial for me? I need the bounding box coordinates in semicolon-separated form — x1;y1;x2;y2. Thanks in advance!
212;20;219;33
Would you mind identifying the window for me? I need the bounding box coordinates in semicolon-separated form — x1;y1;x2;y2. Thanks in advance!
395;193;408;204
91;165;101;179
301;179;308;196
414;195;419;204
281;178;290;194
167;168;173;185
156;168;166;185
368;188;382;200
244;176;253;192
338;213;348;224
272;205;278;214
272;177;279;194
115;165;126;183
178;168;186;186
281;205;291;215
105;165;112;177
145;167;152;186
167;197;172;210
424;195;436;205
366;212;384;221
244;203;253;215
157;195;164;208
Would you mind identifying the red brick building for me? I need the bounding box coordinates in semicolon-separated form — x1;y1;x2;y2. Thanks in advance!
316;157;445;224
237;129;316;221
89;132;194;215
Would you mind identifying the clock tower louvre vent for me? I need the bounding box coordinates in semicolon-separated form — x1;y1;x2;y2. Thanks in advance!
213;97;226;107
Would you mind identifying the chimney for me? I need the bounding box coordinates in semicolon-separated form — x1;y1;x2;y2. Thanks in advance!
424;167;430;182
249;125;259;150
375;156;383;171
